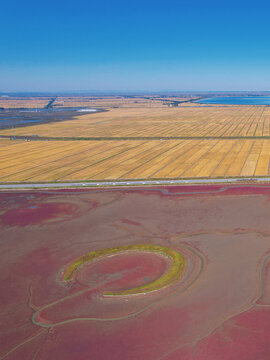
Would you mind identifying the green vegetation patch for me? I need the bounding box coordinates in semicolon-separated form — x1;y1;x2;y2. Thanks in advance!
63;244;186;296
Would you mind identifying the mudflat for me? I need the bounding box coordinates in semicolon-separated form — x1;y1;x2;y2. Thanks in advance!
0;184;269;359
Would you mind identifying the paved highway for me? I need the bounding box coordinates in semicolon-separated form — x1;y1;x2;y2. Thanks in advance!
0;177;270;189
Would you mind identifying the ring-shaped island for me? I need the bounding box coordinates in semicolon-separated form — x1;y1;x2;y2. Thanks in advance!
63;244;186;296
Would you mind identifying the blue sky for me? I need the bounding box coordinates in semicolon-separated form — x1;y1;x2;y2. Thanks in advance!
1;0;270;92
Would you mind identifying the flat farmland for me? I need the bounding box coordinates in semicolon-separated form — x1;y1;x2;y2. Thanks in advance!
53;95;195;109
0;97;50;109
1;105;270;139
0;138;269;182
1;101;270;183
54;96;166;108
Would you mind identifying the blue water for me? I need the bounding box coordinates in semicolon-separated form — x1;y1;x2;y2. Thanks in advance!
197;96;270;105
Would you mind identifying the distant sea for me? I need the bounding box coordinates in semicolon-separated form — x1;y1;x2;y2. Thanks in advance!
197;96;270;105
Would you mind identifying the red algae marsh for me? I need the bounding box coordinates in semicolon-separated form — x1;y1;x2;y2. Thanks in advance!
0;185;270;359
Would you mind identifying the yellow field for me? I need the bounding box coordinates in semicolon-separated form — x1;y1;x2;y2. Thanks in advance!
0;138;269;182
53;96;193;109
1;98;270;182
1;105;270;139
0;97;50;109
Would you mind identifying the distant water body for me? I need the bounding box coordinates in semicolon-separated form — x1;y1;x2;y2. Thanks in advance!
197;96;270;105
0;107;99;129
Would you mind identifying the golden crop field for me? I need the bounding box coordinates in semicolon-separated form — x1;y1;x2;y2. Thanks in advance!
1;97;270;182
53;96;193;109
0;97;50;109
0;137;269;182
1;105;270;139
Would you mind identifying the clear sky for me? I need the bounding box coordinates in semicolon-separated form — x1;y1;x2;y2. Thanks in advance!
1;0;270;92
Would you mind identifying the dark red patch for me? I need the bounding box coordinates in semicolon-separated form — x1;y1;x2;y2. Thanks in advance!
1;202;77;226
191;307;270;360
121;218;141;226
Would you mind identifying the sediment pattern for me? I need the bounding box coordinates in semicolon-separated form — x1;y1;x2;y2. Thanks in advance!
1;185;270;359
63;244;186;295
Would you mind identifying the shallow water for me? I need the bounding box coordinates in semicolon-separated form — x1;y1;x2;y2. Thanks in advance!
197;96;270;105
0;107;99;129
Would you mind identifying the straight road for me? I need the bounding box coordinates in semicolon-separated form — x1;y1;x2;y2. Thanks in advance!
0;177;269;189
